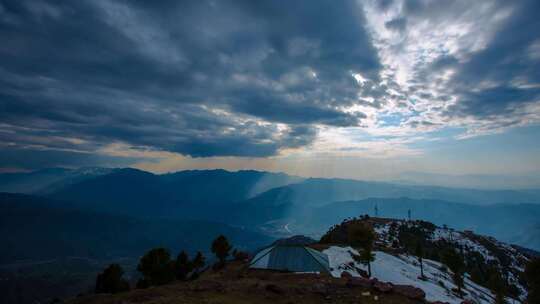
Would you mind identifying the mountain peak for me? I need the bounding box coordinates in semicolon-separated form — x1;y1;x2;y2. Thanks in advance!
319;216;531;302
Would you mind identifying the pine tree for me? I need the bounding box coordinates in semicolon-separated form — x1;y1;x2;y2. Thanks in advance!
442;248;465;295
95;264;130;294
137;248;175;286
192;251;206;273
487;269;506;304
175;250;193;280
211;235;232;266
360;243;375;277
347;222;376;277
415;241;425;279
525;258;540;304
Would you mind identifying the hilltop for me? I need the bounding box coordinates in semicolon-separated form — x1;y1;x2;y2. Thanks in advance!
67;217;536;304
319;217;532;303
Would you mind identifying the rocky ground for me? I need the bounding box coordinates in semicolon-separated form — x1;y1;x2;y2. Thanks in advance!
69;261;424;304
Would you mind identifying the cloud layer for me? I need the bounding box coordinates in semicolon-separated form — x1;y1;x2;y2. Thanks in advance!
360;0;540;139
1;0;539;170
0;0;379;163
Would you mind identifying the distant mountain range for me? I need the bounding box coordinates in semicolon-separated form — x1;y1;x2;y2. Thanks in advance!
1;167;540;251
0;167;302;197
3;167;540;207
0;167;114;194
0;168;302;217
396;171;540;189
240;177;540;207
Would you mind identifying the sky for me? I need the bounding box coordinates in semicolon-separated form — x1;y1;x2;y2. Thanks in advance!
1;0;540;187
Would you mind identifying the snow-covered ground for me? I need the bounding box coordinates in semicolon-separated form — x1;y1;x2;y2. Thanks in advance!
323;246;499;304
431;228;496;262
371;220;528;301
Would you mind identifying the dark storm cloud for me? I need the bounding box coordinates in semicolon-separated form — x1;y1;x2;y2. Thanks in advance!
0;0;380;166
443;0;540;120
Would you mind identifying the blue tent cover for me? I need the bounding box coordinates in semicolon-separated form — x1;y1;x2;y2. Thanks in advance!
249;245;330;273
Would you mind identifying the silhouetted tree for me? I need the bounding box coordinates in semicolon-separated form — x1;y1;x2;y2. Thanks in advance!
525;258;540;304
487;270;507;304
95;264;130;294
415;241;425;279
348;222;376;277
137;248;175;286
175;250;193;280
211;235;231;266
442;248;465;295
192;251;206;273
360;244;375;277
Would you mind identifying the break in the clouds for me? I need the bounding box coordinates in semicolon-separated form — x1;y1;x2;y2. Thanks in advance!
1;0;540;173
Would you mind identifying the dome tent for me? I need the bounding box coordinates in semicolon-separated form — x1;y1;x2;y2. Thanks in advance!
249;244;331;273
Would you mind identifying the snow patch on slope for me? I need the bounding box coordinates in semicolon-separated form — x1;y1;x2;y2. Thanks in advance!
431;228;495;262
324;246;497;304
372;219;528;301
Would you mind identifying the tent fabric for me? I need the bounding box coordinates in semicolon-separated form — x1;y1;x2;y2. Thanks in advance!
249;245;331;273
250;246;274;269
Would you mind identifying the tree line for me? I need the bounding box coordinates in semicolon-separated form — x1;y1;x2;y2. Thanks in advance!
94;234;237;294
